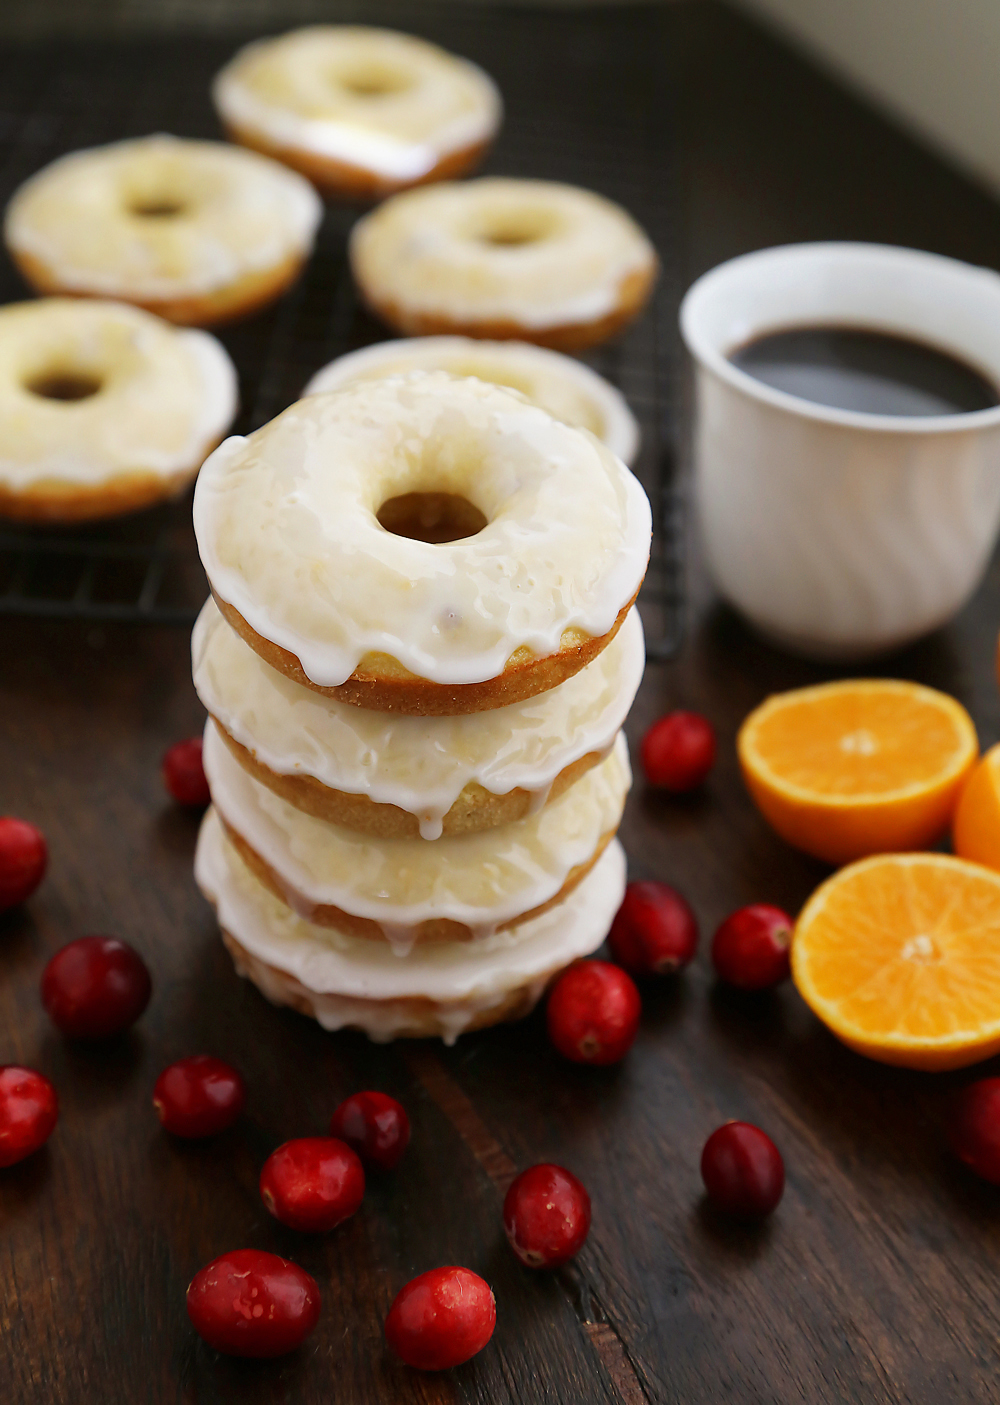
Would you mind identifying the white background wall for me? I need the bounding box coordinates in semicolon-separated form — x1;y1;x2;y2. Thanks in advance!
734;0;1000;198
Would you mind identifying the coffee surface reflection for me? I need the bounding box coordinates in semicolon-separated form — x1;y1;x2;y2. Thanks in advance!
730;325;999;417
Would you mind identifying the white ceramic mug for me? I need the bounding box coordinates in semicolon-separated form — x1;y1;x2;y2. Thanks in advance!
680;242;1000;658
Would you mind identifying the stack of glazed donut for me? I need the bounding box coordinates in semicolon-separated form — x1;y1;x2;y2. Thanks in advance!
0;24;657;522
0;23;660;1041
191;373;651;1041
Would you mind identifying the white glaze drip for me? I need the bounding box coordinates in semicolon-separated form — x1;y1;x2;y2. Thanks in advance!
202;719;630;937
525;780;555;818
380;923;419;957
5;135;322;301
213;27;501;182
304;337;640;466
193;374;651;689
196;806;626;1009
349;177;657;331
225;944;537;1045
192;599;644;832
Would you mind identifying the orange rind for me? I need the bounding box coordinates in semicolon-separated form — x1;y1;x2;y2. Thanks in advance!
953;743;1000;872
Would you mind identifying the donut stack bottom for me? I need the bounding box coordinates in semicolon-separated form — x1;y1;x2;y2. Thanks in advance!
191;378;651;1041
192;607;638;1041
196;809;628;1044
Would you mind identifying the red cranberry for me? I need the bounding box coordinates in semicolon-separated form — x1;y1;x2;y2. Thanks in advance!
641;711;716;792
162;737;210;807
948;1078;1000;1183
330;1090;410;1171
503;1164;591;1268
546;960;641;1065
0;1066;58;1168
41;936;151;1038
153;1056;245;1139
186;1249;320;1357
711;904;792;990
260;1136;365;1233
0;817;47;911
385;1266;496;1370
701;1121;785;1218
608;881;698;976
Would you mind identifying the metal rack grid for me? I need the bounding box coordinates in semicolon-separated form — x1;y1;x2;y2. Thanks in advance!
0;4;684;655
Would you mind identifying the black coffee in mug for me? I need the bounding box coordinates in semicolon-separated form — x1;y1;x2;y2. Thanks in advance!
729;325;1000;417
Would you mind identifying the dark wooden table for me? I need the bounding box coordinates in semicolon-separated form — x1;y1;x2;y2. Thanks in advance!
5;4;1000;1402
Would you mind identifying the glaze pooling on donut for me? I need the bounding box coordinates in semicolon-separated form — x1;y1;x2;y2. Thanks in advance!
5;135;322;307
195;806;625;1016
194;374;651;692
193;599;643;840
304;337;640;466
203;720;629;946
213;27;501;188
0;298;237;507
350;178;657;340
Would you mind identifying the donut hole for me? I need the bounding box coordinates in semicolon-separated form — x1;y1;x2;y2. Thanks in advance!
334;63;414;97
128;197;186;218
24;370;103;402
476;210;560;248
377;492;487;544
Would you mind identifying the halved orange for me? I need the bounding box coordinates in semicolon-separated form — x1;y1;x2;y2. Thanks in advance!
792;853;1000;1070
738;679;978;865
953;744;1000;871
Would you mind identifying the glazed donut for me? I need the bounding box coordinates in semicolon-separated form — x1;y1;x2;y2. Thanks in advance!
5;135;322;327
194;597;643;840
213;27;501;202
349;178;658;351
304;337;640;465
194;374;651;716
196;808;626;1044
0;299;237;523
203;719;629;947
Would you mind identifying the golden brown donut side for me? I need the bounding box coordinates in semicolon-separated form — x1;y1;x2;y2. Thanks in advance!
213;718;608;839
218;811;616;945
222;122;493;203
0;441;225;524
357;260;659;352
221;928;549;1039
9;247;309;328
211;589;640;715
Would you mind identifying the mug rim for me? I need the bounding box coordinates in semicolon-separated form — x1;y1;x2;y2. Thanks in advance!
679;241;1000;435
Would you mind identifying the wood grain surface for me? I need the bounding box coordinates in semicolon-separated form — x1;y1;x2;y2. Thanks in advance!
5;4;1000;1402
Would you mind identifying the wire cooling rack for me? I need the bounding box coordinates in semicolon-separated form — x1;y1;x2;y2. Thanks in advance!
0;3;684;655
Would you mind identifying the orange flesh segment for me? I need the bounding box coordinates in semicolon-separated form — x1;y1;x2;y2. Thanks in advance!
745;681;975;802
793;854;1000;1065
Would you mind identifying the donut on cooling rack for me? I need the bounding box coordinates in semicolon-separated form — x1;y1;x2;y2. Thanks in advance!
193;594;644;840
212;26;502;202
195;805;628;1043
0;299;237;523
4;135;322;327
193;372;651;716
349;178;658;351
303;336;640;465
